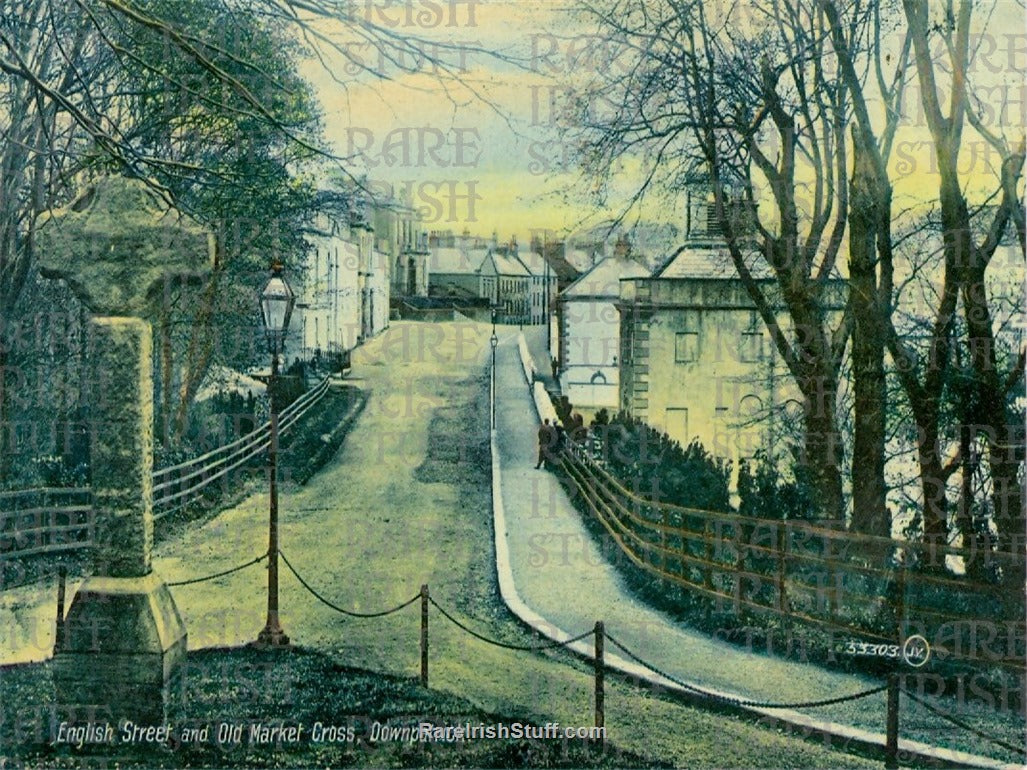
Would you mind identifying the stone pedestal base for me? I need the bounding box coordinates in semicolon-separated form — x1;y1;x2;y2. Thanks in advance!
54;572;187;724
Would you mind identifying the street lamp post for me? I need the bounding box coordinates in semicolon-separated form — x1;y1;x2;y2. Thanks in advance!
257;262;295;648
490;308;499;429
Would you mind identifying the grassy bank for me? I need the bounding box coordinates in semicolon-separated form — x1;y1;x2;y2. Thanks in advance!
0;646;661;768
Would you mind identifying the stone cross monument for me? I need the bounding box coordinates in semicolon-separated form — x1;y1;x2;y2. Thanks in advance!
36;176;214;721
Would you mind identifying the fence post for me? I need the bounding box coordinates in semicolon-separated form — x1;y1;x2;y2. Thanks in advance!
55;565;67;652
824;537;837;616
885;672;899;769
661;507;669;572
703;519;714;620
594;621;604;743
420;584;429;688
733;523;745;615
776;522;789;626
895;565;906;641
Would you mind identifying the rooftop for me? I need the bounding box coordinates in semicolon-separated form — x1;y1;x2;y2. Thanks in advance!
563;255;650;298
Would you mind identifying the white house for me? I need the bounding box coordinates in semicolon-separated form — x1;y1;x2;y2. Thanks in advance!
292;213;361;368
516;249;559;326
557;251;650;413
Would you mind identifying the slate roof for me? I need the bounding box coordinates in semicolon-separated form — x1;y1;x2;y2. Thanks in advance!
488;250;531;277
429;246;486;275
515;250;552;277
563;256;650;298
655;243;773;280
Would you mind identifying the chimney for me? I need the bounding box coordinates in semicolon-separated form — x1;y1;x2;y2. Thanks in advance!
614;234;630;258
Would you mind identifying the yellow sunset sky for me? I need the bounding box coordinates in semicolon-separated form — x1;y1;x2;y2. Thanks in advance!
300;0;1027;247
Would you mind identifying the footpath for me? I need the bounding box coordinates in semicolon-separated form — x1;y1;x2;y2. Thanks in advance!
491;329;1022;770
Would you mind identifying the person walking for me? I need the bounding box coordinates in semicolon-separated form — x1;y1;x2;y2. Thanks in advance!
536;419;553;469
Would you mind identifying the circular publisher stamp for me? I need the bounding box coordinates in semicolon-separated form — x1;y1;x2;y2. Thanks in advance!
901;634;931;668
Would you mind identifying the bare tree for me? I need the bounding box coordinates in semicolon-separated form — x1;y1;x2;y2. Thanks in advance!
896;0;1025;565
569;0;1023;555
571;0;862;525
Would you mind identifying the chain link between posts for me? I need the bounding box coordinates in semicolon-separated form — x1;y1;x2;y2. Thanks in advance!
166;553;267;586
427;595;593;651
902;688;1027;758
278;550;421;617
151;541;1025;764
603;630;889;710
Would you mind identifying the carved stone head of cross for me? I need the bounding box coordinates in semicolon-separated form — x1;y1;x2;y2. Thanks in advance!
36;176;215;315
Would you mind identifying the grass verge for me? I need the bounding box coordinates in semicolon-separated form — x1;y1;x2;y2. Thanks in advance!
0;646;660;769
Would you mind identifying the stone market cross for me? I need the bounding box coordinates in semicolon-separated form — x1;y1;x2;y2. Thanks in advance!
35;176;214;720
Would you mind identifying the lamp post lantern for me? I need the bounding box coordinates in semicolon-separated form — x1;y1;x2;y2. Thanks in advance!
490;308;499;429
257;262;295;648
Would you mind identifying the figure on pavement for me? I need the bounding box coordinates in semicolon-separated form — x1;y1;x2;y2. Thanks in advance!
536;419;554;469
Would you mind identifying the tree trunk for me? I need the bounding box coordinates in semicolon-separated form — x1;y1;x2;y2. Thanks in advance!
848;138;890;536
915;418;949;567
172;267;222;441
0;347;8;485
797;359;846;525
960;271;1026;577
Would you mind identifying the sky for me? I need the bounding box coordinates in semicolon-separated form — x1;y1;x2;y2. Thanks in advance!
297;0;1027;251
299;0;663;244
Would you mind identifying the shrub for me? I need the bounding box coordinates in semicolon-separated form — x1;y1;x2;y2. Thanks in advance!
598;413;732;512
736;449;817;522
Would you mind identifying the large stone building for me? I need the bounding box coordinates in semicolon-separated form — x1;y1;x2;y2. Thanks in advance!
615;192;844;472
617;251;776;467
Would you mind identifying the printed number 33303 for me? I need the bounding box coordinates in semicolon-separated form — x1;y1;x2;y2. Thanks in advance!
844;642;901;657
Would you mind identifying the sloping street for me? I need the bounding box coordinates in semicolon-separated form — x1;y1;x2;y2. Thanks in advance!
2;320;894;768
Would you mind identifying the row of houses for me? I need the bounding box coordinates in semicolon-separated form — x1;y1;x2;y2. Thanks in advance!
291;177;815;478
290;195;561;370
426;230;558;324
289;184;430;367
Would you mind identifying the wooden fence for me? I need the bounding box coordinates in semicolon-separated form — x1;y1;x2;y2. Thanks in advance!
0;487;94;558
0;377;332;560
558;444;1026;676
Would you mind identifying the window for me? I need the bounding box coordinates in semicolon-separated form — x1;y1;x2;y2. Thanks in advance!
664;408;689;443
675;332;699;363
740;332;764;362
740;311;764;362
